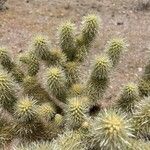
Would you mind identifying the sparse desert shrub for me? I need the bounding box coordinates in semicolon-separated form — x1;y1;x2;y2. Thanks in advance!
0;14;150;150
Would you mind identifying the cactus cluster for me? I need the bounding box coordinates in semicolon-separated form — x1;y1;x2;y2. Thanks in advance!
0;14;150;150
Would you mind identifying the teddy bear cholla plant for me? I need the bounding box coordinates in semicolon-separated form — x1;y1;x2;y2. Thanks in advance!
0;14;150;150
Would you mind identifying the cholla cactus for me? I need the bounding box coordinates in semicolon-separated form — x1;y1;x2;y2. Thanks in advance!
117;83;140;113
13;97;45;141
75;45;88;62
46;67;67;101
0;47;24;82
11;64;25;82
68;83;85;97
14;97;37;122
15;131;85;150
36;102;56;121
0;71;17;112
14;141;59;150
90;110;133;150
54;130;86;150
132;97;150;137
128;139;150;150
80;14;99;48
0;117;13;148
20;51;39;76
90;55;111;80
87;55;111;103
54;114;64;127
33;35;51;61
59;21;76;61
138;60;150;97
22;76;50;103
66;97;89;129
48;49;67;66
138;79;150;97
1;14;150;149
0;47;13;71
63;62;80;87
105;38;126;67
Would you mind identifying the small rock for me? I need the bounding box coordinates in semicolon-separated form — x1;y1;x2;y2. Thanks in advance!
122;11;126;14
64;4;70;10
110;86;113;89
60;13;64;17
117;22;124;25
19;49;23;53
111;12;115;17
49;13;53;17
138;67;143;72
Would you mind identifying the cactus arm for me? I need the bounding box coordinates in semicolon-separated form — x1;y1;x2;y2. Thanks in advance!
47;92;67;110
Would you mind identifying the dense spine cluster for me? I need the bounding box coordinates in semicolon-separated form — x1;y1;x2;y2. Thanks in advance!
0;71;17;112
89;110;133;150
87;55;111;104
105;38;126;67
59;21;76;61
132;97;150;138
117;83;140;113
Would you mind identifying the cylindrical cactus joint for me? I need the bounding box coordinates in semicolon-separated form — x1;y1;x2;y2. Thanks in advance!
54;114;64;127
48;49;67;67
59;21;76;61
75;45;88;62
138;79;150;97
27;51;39;76
36;102;56;121
22;76;50;103
91;55;111;80
105;38;126;67
33;35;51;61
11;64;25;83
133;97;150;137
0;47;14;71
66;97;89;129
81;14;99;47
46;67;66;100
87;55;111;103
117;83;140;113
0;71;17;112
68;83;85;97
63;62;80;87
